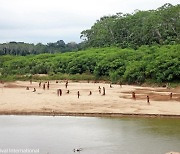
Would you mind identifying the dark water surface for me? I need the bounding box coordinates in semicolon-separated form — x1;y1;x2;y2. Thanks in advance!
0;116;179;154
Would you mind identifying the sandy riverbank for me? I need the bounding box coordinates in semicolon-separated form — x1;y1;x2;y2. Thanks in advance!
0;81;180;117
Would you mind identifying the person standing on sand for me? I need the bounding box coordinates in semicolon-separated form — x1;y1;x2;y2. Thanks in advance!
147;96;150;104
39;82;41;87
43;83;45;90
47;81;50;89
65;81;68;88
89;91;92;96
98;86;101;94
170;92;173;99
30;80;32;84
57;89;62;96
57;89;61;96
59;89;62;96
132;92;136;100
102;87;105;95
77;91;80;98
33;88;36;92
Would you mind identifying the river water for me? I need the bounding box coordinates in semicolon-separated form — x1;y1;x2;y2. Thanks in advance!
0;116;179;154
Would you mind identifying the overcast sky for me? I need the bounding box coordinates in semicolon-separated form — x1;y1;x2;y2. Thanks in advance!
0;0;179;44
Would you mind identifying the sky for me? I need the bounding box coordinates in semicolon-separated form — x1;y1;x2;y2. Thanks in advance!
0;0;179;44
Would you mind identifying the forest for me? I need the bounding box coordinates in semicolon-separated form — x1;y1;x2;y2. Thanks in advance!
0;45;179;84
0;40;84;56
81;3;179;48
0;3;179;56
0;3;179;84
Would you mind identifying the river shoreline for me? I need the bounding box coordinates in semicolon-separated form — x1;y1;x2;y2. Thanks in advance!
0;111;180;118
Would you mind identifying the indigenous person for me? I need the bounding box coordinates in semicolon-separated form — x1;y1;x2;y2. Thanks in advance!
47;81;50;89
102;87;105;95
89;91;92;96
43;84;46;90
39;82;41;87
132;92;136;100
170;92;173;99
98;86;101;94
77;91;80;98
66;90;70;94
147;95;150;104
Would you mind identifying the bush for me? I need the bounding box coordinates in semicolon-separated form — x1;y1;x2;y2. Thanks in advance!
0;45;179;83
123;61;146;84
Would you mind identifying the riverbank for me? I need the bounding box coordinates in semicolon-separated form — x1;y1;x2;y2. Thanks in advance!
0;81;180;118
1;111;180;118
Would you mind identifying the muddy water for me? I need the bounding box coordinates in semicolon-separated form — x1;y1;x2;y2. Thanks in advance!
0;116;179;154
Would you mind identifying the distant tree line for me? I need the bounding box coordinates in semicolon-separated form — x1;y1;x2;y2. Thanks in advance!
81;3;180;48
0;40;86;56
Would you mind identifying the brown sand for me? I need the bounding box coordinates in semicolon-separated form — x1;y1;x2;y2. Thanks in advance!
0;81;180;117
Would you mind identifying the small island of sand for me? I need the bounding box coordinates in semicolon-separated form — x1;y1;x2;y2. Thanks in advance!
0;81;180;117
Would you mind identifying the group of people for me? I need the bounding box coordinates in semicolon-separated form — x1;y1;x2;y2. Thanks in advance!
131;91;173;104
39;81;49;90
27;80;108;98
50;80;107;98
27;80;174;102
56;85;106;99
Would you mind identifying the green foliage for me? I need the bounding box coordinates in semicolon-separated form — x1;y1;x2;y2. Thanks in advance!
0;45;179;84
0;40;81;56
0;3;179;85
81;3;180;48
146;56;180;82
123;61;146;83
0;73;96;82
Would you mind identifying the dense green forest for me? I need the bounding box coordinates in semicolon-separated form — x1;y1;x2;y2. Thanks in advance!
0;40;84;56
0;45;179;83
81;3;180;48
0;4;179;84
0;3;179;56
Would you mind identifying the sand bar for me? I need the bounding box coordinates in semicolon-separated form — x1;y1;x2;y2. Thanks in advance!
0;81;180;118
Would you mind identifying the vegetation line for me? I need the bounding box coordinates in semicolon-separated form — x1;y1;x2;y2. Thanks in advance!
0;45;179;84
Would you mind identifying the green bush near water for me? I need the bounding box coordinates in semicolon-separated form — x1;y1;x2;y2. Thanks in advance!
0;45;179;84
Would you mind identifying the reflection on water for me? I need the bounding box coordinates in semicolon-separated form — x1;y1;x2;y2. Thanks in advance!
0;116;179;154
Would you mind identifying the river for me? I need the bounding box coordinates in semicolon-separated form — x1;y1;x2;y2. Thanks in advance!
0;116;179;154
